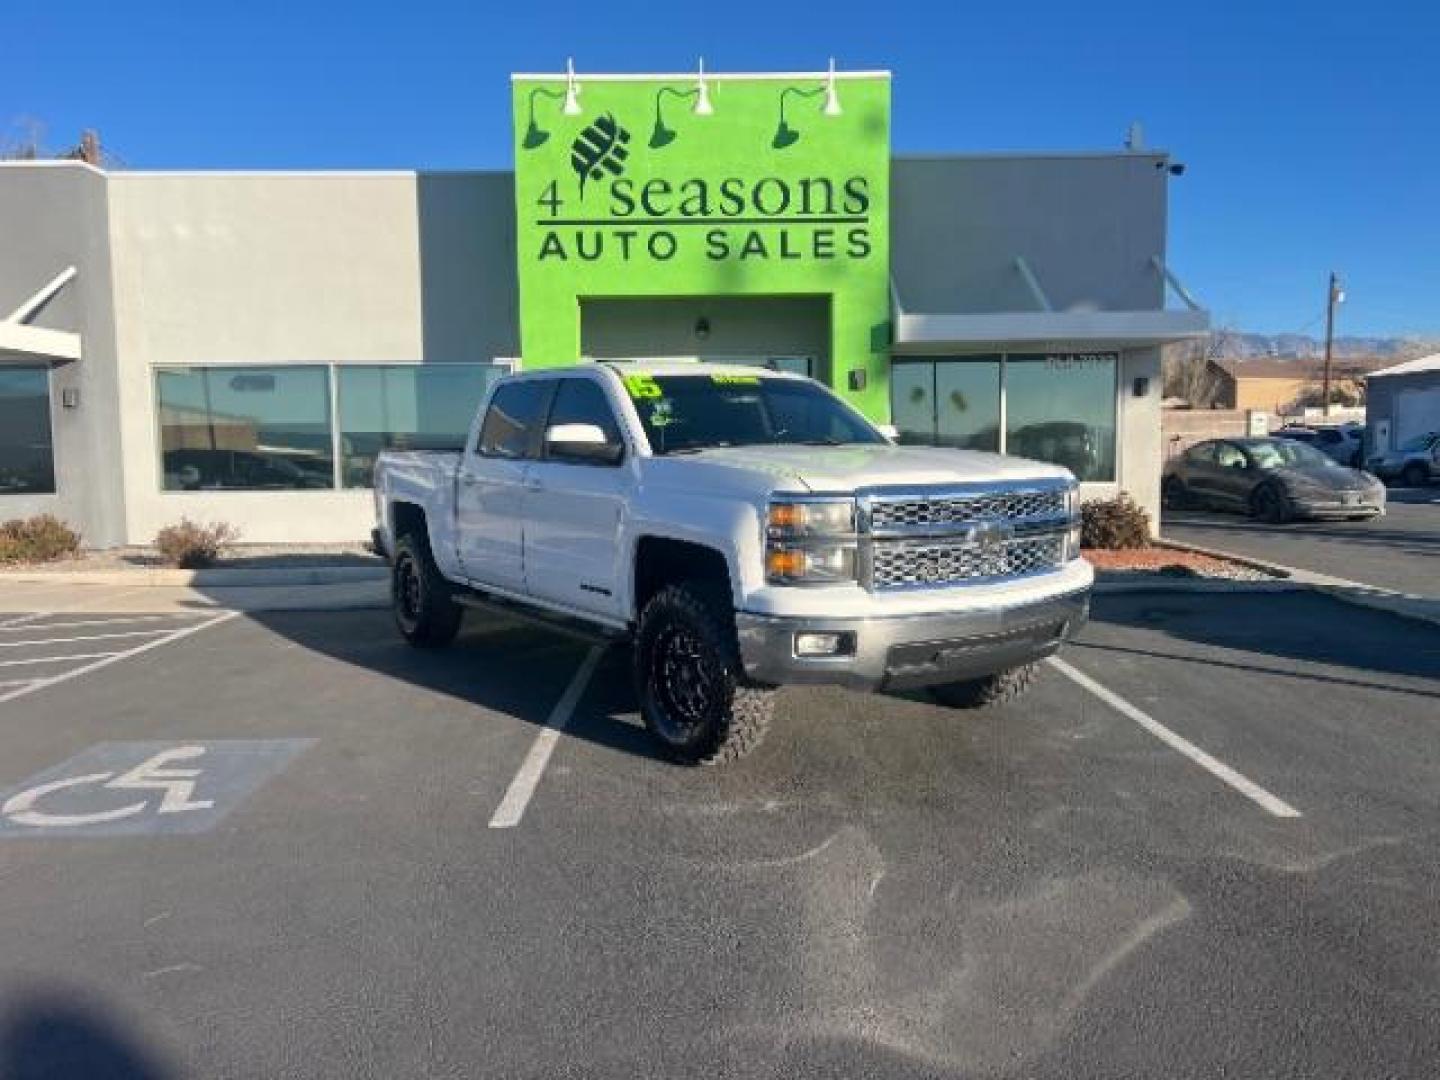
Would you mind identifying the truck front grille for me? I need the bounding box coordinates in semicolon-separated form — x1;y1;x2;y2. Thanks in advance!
867;489;1066;531
870;534;1065;589
859;483;1073;591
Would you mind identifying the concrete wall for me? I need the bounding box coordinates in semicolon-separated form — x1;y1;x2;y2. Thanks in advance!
891;154;1169;315
1116;348;1163;527
104;170;517;544
0;162;127;545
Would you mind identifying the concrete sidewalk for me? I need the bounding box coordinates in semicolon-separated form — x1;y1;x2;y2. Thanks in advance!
0;578;387;615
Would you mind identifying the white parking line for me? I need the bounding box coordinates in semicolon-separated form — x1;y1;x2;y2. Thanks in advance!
0;615;193;632
1047;656;1302;819
489;645;606;830
0;588;151;628
0;611;241;706
0;629;179;649
0;652;121;668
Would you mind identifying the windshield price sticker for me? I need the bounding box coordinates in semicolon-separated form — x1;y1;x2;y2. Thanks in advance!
623;373;664;400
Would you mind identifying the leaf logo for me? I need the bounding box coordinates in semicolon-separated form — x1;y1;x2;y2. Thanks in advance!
571;113;631;196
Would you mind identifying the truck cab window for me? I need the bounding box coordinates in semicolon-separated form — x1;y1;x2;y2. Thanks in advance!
478;381;551;459
544;379;624;463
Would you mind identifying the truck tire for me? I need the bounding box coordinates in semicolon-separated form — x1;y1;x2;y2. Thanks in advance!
634;582;774;765
1401;462;1429;488
926;663;1038;709
392;532;463;648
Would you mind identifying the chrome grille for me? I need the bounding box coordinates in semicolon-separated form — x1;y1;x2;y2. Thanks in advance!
870;534;1065;590
867;489;1066;531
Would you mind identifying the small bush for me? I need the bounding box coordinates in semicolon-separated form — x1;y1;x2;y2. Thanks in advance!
0;515;82;564
154;519;240;569
1081;494;1152;550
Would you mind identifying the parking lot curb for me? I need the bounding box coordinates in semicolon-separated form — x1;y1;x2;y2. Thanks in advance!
1128;537;1440;631
1093;578;1306;596
0;565;388;588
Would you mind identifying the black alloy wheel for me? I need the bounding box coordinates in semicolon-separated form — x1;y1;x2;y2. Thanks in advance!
633;582;774;765
391;533;463;647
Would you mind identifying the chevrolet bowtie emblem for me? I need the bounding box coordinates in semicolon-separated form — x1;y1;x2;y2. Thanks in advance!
969;519;1014;553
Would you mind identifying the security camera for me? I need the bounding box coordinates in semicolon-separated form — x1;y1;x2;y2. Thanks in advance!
1168;163;1186;176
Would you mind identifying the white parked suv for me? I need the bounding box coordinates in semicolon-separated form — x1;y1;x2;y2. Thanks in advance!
373;363;1092;764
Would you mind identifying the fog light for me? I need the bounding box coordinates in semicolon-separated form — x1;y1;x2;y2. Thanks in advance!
794;632;852;657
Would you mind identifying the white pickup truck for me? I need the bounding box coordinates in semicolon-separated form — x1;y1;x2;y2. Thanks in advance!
373;362;1092;764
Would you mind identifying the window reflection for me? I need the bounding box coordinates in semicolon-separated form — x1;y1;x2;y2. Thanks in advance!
0;367;55;494
157;367;334;490
339;365;501;487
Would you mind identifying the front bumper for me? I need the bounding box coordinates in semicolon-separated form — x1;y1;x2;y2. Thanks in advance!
1289;493;1385;518
735;587;1090;692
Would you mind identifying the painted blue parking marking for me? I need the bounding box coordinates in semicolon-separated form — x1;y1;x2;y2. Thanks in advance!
0;740;314;838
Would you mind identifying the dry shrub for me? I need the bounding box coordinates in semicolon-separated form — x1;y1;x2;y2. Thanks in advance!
0;515;82;564
154;519;240;569
1080;494;1152;550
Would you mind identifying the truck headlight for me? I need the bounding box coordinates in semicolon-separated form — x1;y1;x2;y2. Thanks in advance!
767;499;855;537
766;498;858;585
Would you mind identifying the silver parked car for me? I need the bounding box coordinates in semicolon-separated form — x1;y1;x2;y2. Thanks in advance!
1275;424;1364;467
1163;437;1386;522
1367;432;1439;487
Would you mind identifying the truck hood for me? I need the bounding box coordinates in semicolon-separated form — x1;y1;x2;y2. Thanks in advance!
673;443;1074;491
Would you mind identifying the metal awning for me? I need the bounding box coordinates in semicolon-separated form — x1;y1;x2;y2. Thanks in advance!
1;267;82;363
893;309;1209;353
891;254;1209;353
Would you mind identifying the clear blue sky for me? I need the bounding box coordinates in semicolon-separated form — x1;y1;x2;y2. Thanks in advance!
5;0;1436;338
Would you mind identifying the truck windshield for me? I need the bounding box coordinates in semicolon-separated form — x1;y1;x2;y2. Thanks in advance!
622;373;887;455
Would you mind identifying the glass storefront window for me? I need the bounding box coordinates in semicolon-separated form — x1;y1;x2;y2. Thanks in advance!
338;364;501;488
1005;354;1117;481
891;358;1001;451
936;359;1001;452
0;367;56;494
888;353;1117;480
157;367;335;490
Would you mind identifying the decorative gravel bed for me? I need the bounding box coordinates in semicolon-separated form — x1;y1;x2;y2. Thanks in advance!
1084;546;1276;581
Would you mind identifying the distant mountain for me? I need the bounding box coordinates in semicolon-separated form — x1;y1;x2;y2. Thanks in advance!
1221;333;1439;360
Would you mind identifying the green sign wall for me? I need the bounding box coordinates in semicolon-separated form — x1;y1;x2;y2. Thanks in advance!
512;72;891;418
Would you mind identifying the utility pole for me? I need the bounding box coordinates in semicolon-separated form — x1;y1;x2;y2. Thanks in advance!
1321;271;1344;418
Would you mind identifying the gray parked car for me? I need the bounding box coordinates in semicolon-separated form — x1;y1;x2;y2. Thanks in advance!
1163;437;1386;522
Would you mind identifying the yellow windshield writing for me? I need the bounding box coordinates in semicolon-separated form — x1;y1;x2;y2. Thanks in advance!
622;374;663;400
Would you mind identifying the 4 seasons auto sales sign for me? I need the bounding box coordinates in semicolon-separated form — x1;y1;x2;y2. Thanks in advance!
511;69;892;412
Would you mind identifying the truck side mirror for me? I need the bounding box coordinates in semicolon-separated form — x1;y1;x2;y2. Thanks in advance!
546;423;624;465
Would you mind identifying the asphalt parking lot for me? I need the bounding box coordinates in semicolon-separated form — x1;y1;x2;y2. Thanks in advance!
1;591;1438;1078
1164;486;1440;595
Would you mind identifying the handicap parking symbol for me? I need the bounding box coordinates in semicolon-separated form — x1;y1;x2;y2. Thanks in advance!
0;740;314;837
